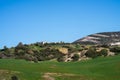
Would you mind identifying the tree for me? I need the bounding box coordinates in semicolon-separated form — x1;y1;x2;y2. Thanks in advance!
3;46;10;53
16;42;26;50
17;42;23;47
4;46;8;51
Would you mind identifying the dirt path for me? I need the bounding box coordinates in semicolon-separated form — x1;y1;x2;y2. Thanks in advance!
42;72;76;80
42;73;55;80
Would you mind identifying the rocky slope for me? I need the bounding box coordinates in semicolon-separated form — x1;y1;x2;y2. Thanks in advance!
73;31;120;45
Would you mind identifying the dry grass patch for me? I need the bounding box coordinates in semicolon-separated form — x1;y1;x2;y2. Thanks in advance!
42;72;80;80
0;69;20;80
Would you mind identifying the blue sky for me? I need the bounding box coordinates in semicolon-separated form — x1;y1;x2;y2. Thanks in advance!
0;0;120;48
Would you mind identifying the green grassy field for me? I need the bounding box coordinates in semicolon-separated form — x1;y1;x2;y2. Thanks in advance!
0;55;120;80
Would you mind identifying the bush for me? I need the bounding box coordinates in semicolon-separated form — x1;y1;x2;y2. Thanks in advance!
33;57;38;63
110;46;120;55
99;49;108;56
11;75;18;80
34;48;63;61
110;46;120;52
72;54;80;61
100;45;109;48
85;47;98;58
24;54;34;61
57;56;66;62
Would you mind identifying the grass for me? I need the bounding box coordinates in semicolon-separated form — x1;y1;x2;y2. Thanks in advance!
0;55;120;80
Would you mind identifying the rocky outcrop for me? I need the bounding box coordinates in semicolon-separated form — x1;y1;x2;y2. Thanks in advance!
73;31;120;45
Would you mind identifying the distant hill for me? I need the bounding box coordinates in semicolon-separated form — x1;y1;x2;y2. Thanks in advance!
73;31;120;45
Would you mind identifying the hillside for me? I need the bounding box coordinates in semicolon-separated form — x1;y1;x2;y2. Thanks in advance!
0;41;120;62
0;31;120;80
73;31;120;45
0;31;120;62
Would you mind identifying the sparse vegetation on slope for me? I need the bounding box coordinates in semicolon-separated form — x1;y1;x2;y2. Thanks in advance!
0;41;120;62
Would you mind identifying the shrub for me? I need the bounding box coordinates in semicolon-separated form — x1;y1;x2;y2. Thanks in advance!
11;75;18;80
72;54;80;61
57;56;66;62
100;45;109;48
99;49;108;56
110;46;120;55
85;47;98;58
24;54;34;61
34;48;63;61
14;49;25;56
33;57;38;63
111;46;119;52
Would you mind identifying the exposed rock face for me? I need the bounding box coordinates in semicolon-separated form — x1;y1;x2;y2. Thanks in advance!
73;31;120;45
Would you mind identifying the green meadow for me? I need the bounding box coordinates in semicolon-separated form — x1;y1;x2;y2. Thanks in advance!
0;55;120;80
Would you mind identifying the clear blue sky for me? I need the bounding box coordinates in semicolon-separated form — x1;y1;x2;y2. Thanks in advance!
0;0;120;48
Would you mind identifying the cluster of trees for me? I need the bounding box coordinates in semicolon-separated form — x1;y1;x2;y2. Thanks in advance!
110;46;120;55
85;47;108;58
0;42;68;62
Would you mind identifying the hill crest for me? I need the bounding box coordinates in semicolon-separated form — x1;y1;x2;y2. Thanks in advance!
73;31;120;45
